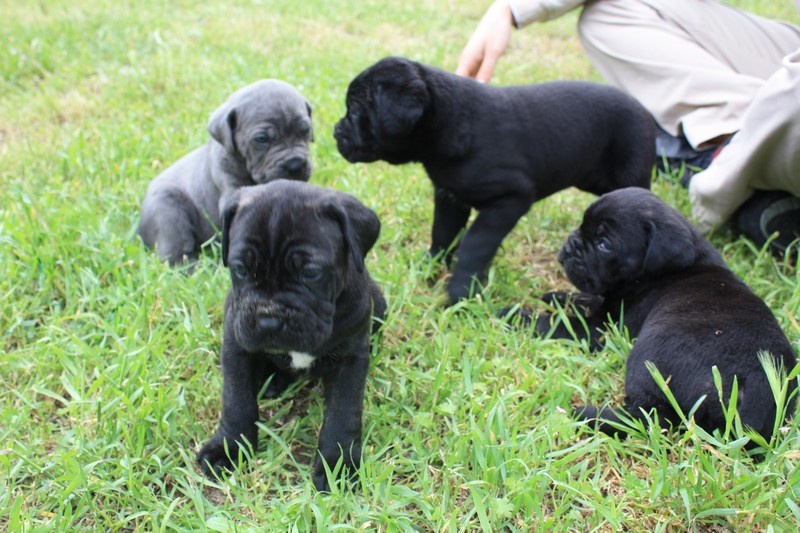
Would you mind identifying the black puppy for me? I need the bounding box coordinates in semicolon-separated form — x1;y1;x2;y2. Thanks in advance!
196;180;386;491
334;56;655;303
535;187;796;440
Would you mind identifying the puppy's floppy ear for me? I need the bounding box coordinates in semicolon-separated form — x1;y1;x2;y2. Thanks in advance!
305;100;314;142
220;190;246;267
208;102;238;154
373;68;428;140
326;195;381;274
642;216;697;273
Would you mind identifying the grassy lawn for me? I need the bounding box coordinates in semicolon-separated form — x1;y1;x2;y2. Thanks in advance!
2;0;800;530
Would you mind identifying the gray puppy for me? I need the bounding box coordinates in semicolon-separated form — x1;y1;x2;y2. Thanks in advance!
137;80;314;266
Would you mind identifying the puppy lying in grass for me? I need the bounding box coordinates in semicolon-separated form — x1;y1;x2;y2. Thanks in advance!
527;188;797;443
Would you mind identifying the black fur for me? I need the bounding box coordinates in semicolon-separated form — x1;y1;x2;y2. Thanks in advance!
196;180;386;491
534;188;797;440
334;56;656;303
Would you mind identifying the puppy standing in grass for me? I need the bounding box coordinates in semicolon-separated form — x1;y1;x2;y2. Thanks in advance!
534;187;797;441
138;80;313;266
196;180;386;491
334;56;655;304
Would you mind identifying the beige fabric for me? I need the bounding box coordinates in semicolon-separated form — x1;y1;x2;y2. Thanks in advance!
577;0;800;149
503;0;800;227
690;48;800;231
508;0;584;27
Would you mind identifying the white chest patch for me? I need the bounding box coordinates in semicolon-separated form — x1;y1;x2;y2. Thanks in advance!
289;351;316;370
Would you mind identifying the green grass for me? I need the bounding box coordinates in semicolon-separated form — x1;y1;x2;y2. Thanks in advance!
2;0;800;531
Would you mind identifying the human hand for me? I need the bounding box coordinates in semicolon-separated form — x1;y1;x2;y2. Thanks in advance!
456;1;514;83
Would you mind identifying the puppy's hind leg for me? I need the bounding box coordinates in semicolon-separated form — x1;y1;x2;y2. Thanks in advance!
430;187;471;267
138;188;214;266
446;197;532;303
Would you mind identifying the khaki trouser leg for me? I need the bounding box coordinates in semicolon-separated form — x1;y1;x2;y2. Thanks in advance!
689;48;800;231
577;0;800;149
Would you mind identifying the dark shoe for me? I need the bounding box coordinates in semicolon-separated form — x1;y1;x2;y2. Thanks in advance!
734;190;800;260
655;127;728;186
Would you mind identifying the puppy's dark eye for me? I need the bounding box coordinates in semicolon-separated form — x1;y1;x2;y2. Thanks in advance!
253;128;277;145
231;262;249;279
298;124;312;139
596;238;611;253
301;264;323;283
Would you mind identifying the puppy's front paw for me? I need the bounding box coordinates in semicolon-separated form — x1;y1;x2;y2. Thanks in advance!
573;404;599;422
540;291;574;307
196;435;254;478
418;249;450;286
427;246;456;269
573;405;631;438
312;443;361;492
498;306;534;328
500;305;557;336
534;312;561;336
446;274;484;305
541;291;604;315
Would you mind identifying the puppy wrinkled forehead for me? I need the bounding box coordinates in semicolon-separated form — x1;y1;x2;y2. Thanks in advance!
581;200;615;231
346;76;372;103
240;189;335;235
584;187;660;229
348;58;410;101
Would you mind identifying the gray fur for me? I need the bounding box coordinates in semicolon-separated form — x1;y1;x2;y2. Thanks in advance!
137;80;313;265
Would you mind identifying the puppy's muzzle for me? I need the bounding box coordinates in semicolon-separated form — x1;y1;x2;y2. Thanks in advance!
558;234;580;265
235;300;287;342
256;308;284;334
558;234;598;293
333;122;354;154
333;121;346;142
282;156;309;179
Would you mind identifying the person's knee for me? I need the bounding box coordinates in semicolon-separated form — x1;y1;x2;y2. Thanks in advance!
578;0;683;41
577;0;639;54
577;0;625;40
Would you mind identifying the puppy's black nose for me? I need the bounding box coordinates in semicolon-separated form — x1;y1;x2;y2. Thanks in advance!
257;312;282;332
283;157;307;178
